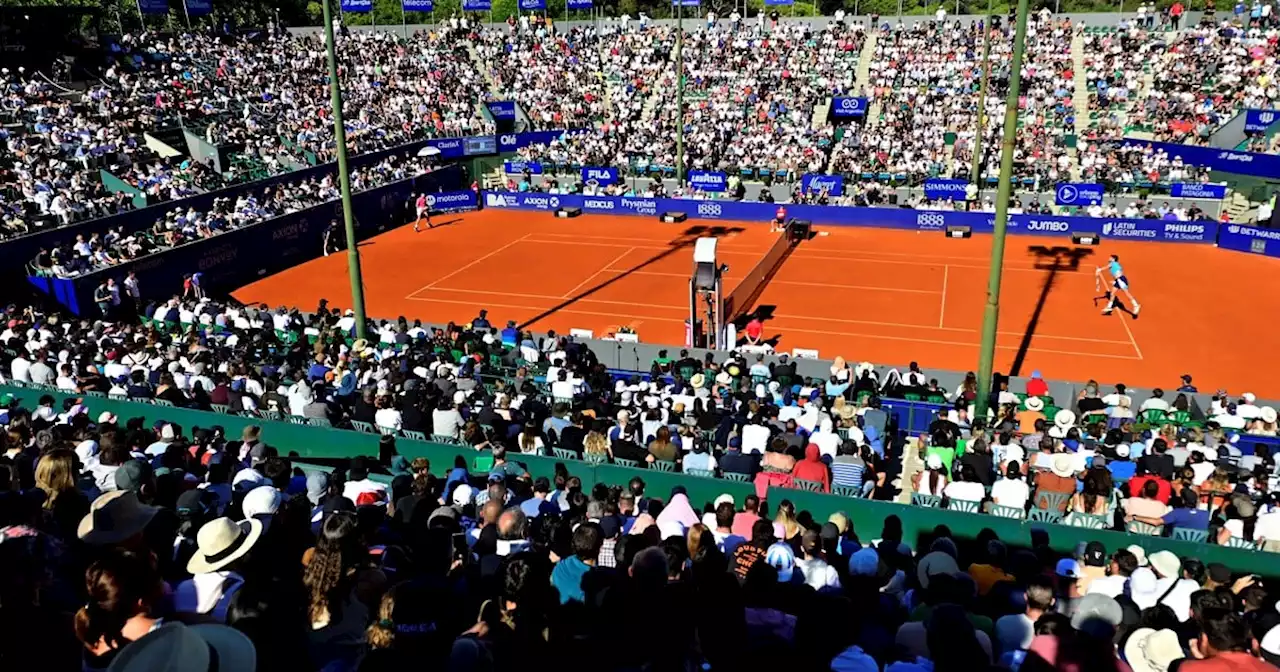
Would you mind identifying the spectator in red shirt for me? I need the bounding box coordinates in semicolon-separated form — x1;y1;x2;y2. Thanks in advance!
731;494;762;538
1127;470;1172;504
744;318;764;345
1026;370;1049;398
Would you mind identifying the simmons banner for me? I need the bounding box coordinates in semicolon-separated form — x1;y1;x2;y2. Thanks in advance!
831;97;868;118
483;192;1218;244
136;0;170;14
800;174;844;197
1121;139;1280;180
582;167;619;186
183;0;212;16
462;0;491;10
1054;182;1105;206
486;101;516;120
1171;183;1227;199
339;0;372;11
687;170;728;192
924;178;968;201
1245;110;1280;133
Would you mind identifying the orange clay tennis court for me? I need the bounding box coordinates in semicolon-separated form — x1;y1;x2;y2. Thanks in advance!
233;209;1280;397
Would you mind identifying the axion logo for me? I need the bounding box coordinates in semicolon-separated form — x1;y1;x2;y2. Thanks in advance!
697;202;722;217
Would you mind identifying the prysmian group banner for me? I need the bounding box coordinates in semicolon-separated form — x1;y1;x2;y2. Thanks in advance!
482;192;1219;244
924;178;969;201
1122;139;1280;180
687;170;728;192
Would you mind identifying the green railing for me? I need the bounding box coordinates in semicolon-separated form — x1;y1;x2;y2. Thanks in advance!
2;383;1271;576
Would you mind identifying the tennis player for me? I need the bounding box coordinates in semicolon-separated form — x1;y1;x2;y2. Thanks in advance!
1095;254;1141;316
414;193;432;233
771;205;788;232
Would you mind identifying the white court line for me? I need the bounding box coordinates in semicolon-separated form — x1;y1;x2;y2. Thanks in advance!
1118;313;1144;360
416;286;686;312
767;311;1135;345
770;325;1145;361
405;233;531;299
560;247;635;298
405;296;1138;359
598;268;940;294
939;264;949;328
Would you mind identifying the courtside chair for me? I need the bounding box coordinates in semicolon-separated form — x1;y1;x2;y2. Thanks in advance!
650;460;677;472
911;493;941;508
946;499;980;513
685;469;716;479
1172;528;1208;543
794;479;823;492
722;472;751;483
990;504;1026;519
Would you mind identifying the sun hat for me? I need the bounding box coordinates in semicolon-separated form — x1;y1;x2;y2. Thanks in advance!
78;491;160;545
1070;593;1123;635
1050;454;1076;478
1128;544;1149;567
241;486;283;518
451;484;475;507
1054;409;1077;428
1129;567;1160;610
690;373;706;389
1148;550;1180;579
1263;406;1278;424
187;517;264;574
1122;628;1184;672
105;622;256;672
1115;444;1131;458
1025;397;1045;412
766;542;796;582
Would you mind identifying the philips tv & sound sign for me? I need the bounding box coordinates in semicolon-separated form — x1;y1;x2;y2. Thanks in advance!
832;97;868;118
1245;110;1280;133
1171;183;1227;199
1055;183;1105;206
924;178;968;201
687;171;727;192
581;167;619;186
801;174;844;196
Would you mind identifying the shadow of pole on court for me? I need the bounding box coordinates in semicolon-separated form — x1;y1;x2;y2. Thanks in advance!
515;225;745;331
1009;245;1095;377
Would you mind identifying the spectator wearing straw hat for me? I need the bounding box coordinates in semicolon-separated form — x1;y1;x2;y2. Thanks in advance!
174;516;264;622
1018;397;1046;434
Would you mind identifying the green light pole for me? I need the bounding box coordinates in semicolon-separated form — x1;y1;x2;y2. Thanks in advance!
320;0;368;340
675;1;685;185
971;0;993;190
974;0;1031;420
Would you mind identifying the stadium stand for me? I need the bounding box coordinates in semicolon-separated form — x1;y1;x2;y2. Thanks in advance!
2;297;1280;670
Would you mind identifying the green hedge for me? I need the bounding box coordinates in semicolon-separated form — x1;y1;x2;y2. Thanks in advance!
5;384;1273;576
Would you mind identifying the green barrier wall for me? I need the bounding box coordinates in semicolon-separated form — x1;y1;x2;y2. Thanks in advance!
3;384;1271;575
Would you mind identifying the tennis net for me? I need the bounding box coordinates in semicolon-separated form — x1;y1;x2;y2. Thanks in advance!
721;230;798;322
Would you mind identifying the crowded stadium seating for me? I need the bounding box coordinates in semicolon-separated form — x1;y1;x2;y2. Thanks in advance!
6;11;1280;672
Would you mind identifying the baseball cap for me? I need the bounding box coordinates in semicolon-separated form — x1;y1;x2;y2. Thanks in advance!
114;460;154;493
242;486;283;518
766;542;795;582
1070;593;1123;637
1082;541;1107;567
1056;558;1083;579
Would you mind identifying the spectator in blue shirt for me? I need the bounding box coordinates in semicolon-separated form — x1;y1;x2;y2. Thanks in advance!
825;374;851;398
1107;444;1137;484
1135;488;1211;531
1177;374;1197;394
306;353;331;382
830;441;867;494
472;309;492;330
501;320;519;347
